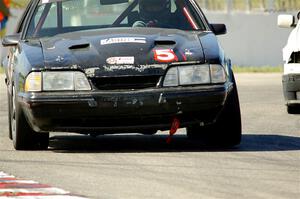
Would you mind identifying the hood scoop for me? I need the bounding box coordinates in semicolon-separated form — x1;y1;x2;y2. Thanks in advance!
154;40;176;46
69;43;90;50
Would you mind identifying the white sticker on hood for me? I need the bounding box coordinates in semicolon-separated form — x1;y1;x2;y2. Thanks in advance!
101;37;146;45
106;57;135;65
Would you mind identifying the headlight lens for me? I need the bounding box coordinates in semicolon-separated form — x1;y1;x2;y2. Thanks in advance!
25;72;42;92
210;64;226;83
179;65;210;85
163;64;226;87
163;67;178;87
74;72;92;91
43;72;74;91
25;71;91;92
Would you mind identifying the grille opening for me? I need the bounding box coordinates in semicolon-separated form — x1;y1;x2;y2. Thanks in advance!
91;76;161;90
154;40;176;46
69;43;90;50
289;52;300;63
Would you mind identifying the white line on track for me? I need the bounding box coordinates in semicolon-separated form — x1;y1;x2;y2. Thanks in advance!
0;172;88;199
0;188;70;195
0;196;87;199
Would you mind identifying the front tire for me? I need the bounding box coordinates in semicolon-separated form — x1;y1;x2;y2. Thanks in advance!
7;88;12;140
187;75;242;147
11;86;49;150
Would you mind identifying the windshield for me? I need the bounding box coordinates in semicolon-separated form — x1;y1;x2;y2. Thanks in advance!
26;0;206;38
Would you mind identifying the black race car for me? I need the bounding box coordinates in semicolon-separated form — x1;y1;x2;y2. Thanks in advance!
2;0;241;150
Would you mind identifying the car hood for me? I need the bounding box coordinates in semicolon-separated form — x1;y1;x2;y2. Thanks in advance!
39;28;206;77
283;21;300;63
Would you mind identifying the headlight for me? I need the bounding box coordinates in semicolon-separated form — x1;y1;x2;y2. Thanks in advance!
210;64;226;83
25;71;91;92
43;72;74;91
163;64;226;87
25;72;42;92
74;72;92;91
179;65;210;85
163;67;178;87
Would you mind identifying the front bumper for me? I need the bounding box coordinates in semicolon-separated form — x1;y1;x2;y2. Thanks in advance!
19;84;232;133
282;70;300;106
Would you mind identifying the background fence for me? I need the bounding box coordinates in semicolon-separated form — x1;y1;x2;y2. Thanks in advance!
197;0;300;12
14;0;300;12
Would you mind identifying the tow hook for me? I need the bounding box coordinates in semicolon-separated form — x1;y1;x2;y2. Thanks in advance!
166;117;180;144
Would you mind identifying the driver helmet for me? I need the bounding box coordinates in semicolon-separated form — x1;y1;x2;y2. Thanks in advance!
139;0;171;22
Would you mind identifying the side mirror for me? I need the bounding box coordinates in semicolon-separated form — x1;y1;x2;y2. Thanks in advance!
278;14;295;28
210;24;227;35
2;34;20;47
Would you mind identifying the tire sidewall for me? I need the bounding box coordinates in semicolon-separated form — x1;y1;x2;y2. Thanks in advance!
187;71;242;147
11;85;23;149
7;87;12;139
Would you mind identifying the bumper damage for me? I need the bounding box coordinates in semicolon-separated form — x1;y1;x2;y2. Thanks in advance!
19;84;232;133
282;70;300;106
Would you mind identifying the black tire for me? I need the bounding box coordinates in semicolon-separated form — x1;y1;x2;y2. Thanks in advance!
7;88;12;140
187;74;242;147
11;86;49;150
287;105;300;114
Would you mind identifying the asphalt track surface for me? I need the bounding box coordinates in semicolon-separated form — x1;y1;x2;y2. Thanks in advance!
0;73;299;199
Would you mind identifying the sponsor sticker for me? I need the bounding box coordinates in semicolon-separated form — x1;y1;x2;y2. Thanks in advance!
154;49;178;63
101;37;146;45
106;57;135;65
184;49;193;56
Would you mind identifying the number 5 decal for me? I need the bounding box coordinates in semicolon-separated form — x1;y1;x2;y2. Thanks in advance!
154;49;178;63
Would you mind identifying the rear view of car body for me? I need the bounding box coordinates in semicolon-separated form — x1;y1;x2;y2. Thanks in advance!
278;12;300;114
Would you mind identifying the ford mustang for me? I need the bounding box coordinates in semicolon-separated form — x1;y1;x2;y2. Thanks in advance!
2;0;241;150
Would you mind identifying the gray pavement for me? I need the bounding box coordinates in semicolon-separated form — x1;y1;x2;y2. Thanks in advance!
0;73;299;199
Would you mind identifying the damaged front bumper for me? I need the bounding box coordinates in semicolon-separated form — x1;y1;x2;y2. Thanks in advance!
282;69;300;106
18;83;232;133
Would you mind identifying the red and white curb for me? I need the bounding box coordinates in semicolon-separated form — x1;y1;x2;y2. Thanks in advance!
0;172;88;198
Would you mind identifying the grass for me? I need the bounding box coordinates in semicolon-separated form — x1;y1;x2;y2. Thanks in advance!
0;67;4;74
232;66;283;73
11;0;30;9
